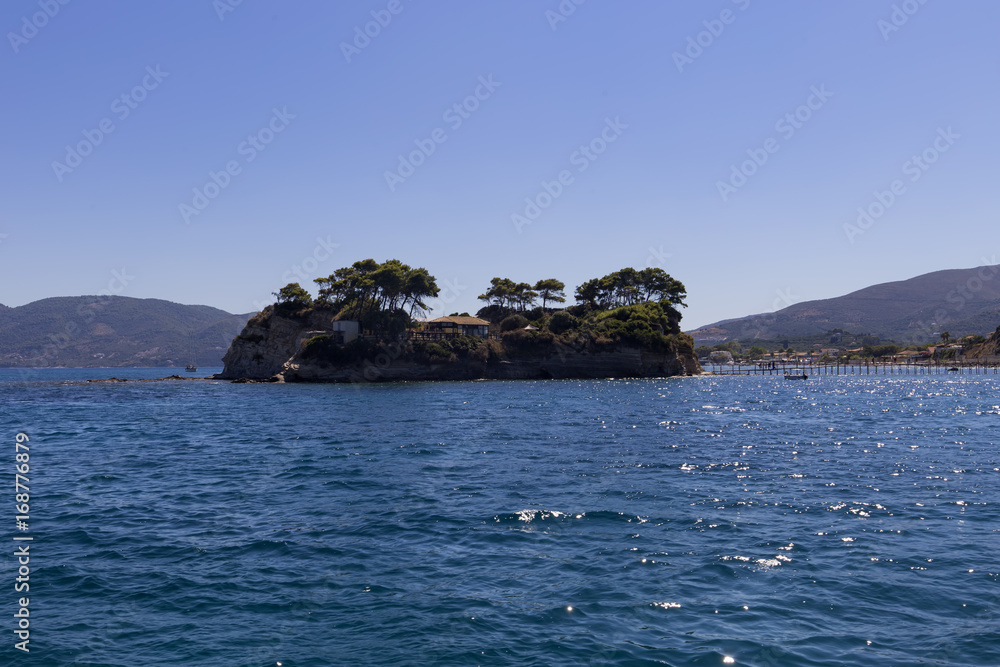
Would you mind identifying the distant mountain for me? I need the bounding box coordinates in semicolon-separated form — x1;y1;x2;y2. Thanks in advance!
0;296;254;367
688;265;1000;345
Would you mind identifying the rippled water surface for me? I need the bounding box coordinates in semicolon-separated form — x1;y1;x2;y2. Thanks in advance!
3;369;998;666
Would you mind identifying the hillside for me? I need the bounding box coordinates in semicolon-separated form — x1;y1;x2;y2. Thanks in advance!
965;325;1000;359
0;296;253;367
688;265;1000;345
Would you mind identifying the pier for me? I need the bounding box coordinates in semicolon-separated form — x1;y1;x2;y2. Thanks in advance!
703;360;1000;376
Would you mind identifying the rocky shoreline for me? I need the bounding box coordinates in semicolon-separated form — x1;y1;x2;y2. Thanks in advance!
86;375;212;383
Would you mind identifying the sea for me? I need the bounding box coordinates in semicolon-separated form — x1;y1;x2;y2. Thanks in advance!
2;368;998;666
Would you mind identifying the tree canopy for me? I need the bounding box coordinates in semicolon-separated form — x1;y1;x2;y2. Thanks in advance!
273;282;313;308
477;277;568;312
534;279;566;309
574;267;687;311
313;259;439;318
478;278;538;312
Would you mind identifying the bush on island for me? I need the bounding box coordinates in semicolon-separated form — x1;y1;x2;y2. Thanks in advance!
500;314;529;332
547;310;578;334
523;306;546;322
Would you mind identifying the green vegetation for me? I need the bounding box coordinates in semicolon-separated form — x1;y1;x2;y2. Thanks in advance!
411;335;497;364
701;329;891;359
313;258;439;319
574;267;686;310
862;344;900;358
497;301;691;360
697;334;951;362
475;268;692;358
273;282;313;308
477;278;567;313
478;278;537;312
534;279;566;309
547;310;577;335
590;302;681;345
259;262;696;370
500;314;529;332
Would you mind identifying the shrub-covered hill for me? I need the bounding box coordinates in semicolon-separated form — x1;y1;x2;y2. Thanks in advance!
0;296;253;367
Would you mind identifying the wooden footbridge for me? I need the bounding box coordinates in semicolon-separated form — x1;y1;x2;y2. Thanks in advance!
704;360;1000;376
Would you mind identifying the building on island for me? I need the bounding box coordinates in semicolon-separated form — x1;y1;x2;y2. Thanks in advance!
422;316;491;338
329;320;360;345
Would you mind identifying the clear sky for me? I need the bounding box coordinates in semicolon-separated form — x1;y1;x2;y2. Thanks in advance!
2;0;997;329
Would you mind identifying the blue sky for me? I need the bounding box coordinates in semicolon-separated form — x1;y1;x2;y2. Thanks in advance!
2;0;997;329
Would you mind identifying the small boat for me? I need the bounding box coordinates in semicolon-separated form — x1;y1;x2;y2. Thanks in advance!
185;364;198;372
784;368;808;380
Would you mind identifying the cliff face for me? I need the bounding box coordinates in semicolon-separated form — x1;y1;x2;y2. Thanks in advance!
485;345;697;381
218;306;340;379
280;345;697;383
219;307;701;383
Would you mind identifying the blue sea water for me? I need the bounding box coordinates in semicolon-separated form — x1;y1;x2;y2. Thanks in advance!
2;369;998;666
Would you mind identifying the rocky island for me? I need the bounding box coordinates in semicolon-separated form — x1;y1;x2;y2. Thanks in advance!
217;260;701;383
